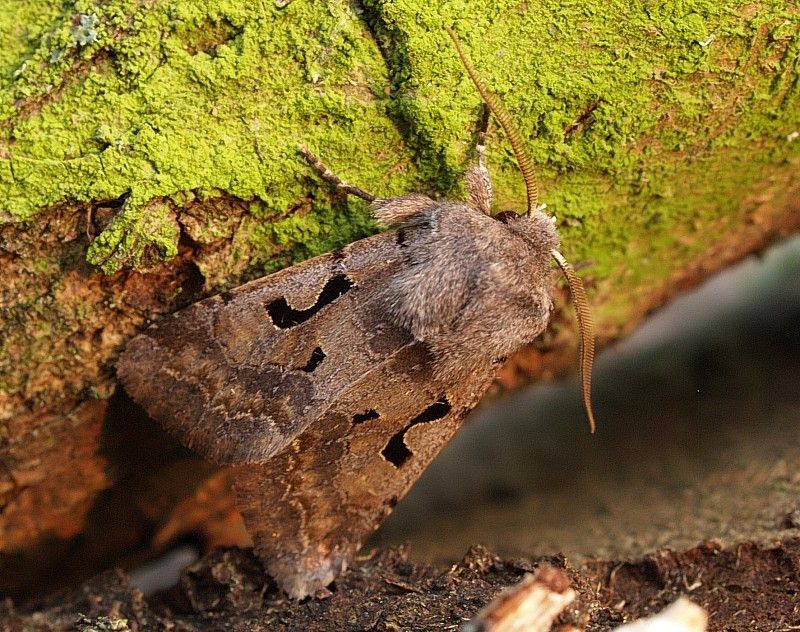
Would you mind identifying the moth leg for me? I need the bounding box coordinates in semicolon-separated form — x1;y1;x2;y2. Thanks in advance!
299;146;436;227
466;105;493;215
299;146;377;203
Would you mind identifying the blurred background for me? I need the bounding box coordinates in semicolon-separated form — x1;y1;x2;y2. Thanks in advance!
368;234;800;564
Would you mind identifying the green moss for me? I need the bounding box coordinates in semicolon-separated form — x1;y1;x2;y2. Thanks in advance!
0;0;798;304
0;0;67;84
87;198;180;272
0;0;421;272
363;0;799;322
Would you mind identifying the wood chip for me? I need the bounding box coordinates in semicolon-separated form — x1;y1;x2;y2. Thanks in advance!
461;565;575;632
617;597;708;631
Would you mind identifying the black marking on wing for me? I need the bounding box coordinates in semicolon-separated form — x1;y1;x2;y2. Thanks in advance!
381;398;452;467
301;346;326;372
352;409;380;425
265;274;355;329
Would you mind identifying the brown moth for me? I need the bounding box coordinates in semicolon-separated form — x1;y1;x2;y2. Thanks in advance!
117;27;596;599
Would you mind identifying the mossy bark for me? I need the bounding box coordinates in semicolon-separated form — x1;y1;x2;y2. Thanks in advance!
0;0;798;601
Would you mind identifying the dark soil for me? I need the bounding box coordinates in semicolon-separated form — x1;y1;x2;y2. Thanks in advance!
2;538;798;631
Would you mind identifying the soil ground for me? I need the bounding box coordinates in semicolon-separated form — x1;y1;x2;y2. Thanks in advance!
2;539;799;630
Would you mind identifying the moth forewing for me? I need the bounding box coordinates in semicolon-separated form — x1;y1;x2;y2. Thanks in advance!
233;340;497;598
118;231;409;465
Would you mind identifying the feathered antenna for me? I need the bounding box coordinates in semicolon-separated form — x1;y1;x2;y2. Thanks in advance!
445;26;539;215
551;250;597;433
447;25;596;433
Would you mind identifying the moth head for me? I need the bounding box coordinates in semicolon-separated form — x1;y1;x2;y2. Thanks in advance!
496;206;560;265
447;25;597;433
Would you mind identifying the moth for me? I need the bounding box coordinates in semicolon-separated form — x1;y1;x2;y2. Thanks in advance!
117;27;596;599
